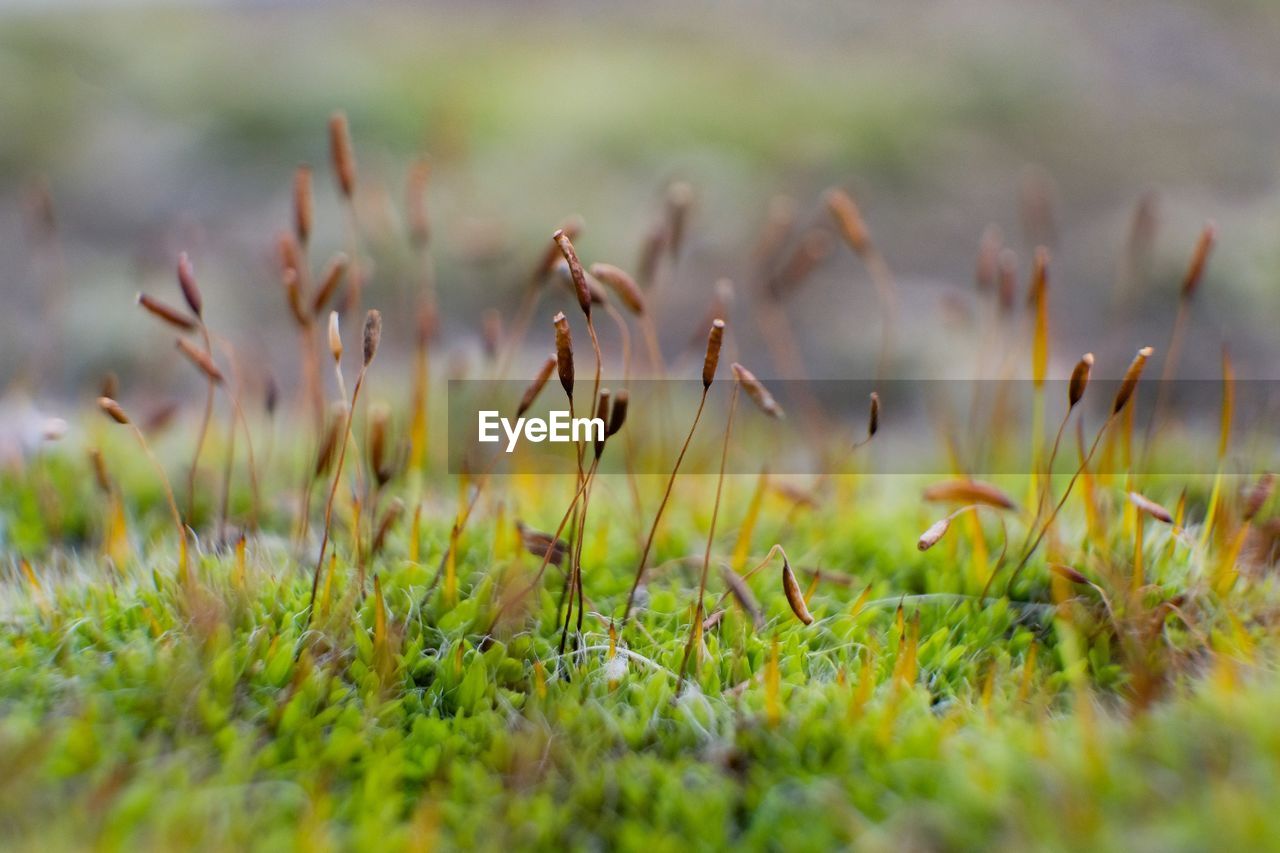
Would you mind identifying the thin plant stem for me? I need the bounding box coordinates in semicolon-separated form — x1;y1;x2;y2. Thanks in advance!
487;456;598;636
126;422;187;579
678;381;738;686
307;365;369;621
187;323;216;521
1003;412;1118;595
622;386;711;625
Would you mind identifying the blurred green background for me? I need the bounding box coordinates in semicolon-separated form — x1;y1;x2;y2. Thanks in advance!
2;0;1280;404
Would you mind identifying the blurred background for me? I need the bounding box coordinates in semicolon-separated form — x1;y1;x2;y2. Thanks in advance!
2;0;1279;418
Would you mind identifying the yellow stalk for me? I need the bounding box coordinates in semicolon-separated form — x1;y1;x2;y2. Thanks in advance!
1200;346;1233;552
1017;643;1038;704
106;494;131;566
980;661;996;716
1132;516;1145;596
20;560;48;617
409;503;422;563
730;469;769;573
233;536;246;590
1212;525;1250;596
533;659;547;699
848;583;872;620
320;553;337;617
848;646;876;721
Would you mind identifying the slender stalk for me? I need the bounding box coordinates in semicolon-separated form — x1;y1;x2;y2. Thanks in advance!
1018;399;1079;562
129;422;187;578
487;457;598;635
100;398;188;579
557;320;603;654
1003;412;1117;595
638;311;666;378
604;302;645;522
678;381;738;686
1140;302;1189;471
307;365;370;620
218;404;237;543
187;323;216;521
211;336;262;531
621;388;710;624
496;286;542;378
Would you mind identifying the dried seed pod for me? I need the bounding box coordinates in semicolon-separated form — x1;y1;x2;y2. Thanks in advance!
516;520;568;567
406;157;431;249
635;219;667;287
314;404;345;476
517;355;557;419
607;390;629;437
1030;247;1049;387
278;232;302;278
731;362;784;419
719;565;764;631
866;392;880;439
771;481;818;509
283;268;309;327
264;374;279;416
176;252;203;319
100;372;119;401
532;215;583;285
368;404;391;485
327;311;343;364
582;269;609;305
328;111;357;199
371;498;404;556
975;225;1002;292
1243;473;1275;523
98;397;129;425
143;401;179;434
88;448;112;494
1069;353;1094;408
294;165;313;245
553;229;593;317
311;254;349;315
553;312;574;398
362;309;382;367
702;319;725;389
665;181;694;258
922;479;1017;510
917;517;951;551
176;338;224;384
781;551;814;625
767;229;833;299
593;389;612;458
825;187;870;257
1128;491;1174;524
1180;221;1216;301
1113;346;1154;414
1049;563;1089;585
752;195;797;266
590;262;646;314
996;249;1018;315
136;293;196;332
